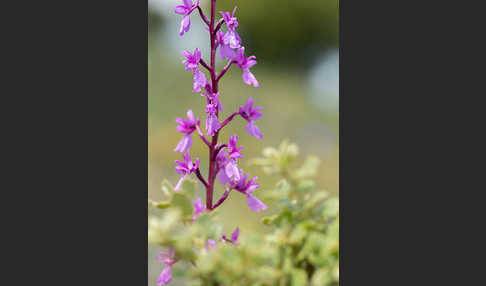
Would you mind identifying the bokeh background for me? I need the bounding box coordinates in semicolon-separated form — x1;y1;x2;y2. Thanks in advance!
148;0;338;284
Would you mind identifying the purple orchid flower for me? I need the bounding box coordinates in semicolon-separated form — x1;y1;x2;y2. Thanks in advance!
233;169;266;212
239;97;263;139
191;197;206;220
174;152;200;191
205;111;220;136
216;31;236;60
215;148;232;185
204;93;222;136
227;135;243;160
220;7;241;49
235;47;260;88
213;136;243;185
222;227;239;244
174;109;200;153
174;0;199;36
157;248;177;285
182;48;208;92
205;239;217;250
223;134;243;181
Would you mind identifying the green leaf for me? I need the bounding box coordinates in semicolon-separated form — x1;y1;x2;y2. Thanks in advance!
289;223;308;245
148;199;170;209
290;268;308;286
297;179;316;192
294;156;320;179
171;193;193;217
262;215;278;225
161;179;174;196
303;191;329;210
179;179;197;197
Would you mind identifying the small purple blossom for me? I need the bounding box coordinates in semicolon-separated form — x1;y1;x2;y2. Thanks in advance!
182;49;208;92
224;159;240;182
246;192;267;212
157;248;177;285
191;197;206;220
174;110;200;153
222;227;239;244
239;97;263;139
174;0;199;36
205;239;217;250
220;7;241;49
235;47;260;88
205;114;220;136
216;31;236;60
174;152;200;191
216;149;232;185
227;135;243;160
204;93;222;136
233;169;266;212
181;48;201;71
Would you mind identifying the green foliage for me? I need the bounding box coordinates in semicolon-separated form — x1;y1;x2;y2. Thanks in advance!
148;141;338;285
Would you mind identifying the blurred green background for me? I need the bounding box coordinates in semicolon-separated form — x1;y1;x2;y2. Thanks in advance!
148;0;338;284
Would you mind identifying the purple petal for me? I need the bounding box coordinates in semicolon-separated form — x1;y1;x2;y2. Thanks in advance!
179;15;191;36
246;194;267;212
174;175;186;191
174;134;193;153
194;48;201;63
231;227;239;243
218;170;232;186
205;239;217;250
242;69;260;88
187;109;195;122
193;69;207;92
174;5;187;15
225;160;240;181
223;30;241;49
158;265;172;285
219;44;236;60
246;121;263;139
192;197;206;220
183;0;193;9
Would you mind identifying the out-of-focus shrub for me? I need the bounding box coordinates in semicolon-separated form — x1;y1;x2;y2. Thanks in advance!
148;141;338;285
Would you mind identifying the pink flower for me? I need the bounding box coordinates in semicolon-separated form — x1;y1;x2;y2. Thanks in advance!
220;7;241;49
157;248;177;285
233;169;266;212
191;197;206;220
235;47;260;88
222;227;240;244
205;239;217;250
174;110;200;153
174;152;200;191
174;0;200;36
239;97;263;139
182;49;208;92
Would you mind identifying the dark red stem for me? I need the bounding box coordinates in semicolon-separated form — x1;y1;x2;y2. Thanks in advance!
218;112;239;131
205;0;218;210
196;125;211;147
216;60;234;82
213;19;224;35
197;6;210;27
195;168;208;188
199;58;212;73
212;189;231;209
